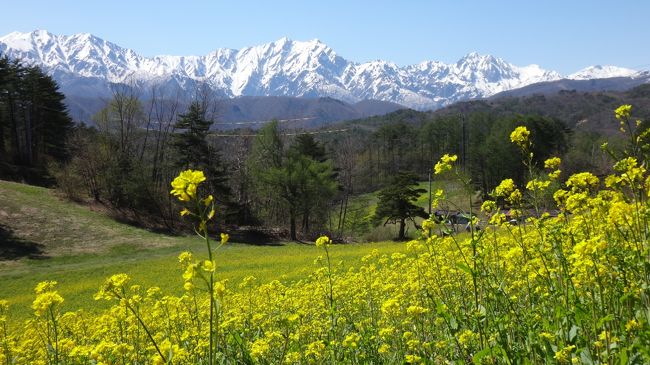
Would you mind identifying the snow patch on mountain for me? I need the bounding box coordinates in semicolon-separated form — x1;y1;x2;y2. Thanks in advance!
0;30;632;110
569;65;638;80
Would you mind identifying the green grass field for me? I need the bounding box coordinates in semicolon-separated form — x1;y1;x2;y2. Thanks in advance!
0;180;405;322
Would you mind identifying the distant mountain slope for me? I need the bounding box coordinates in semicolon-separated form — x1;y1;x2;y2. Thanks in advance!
436;83;650;134
2;30;639;110
336;84;650;137
491;73;650;99
214;96;405;129
64;94;406;129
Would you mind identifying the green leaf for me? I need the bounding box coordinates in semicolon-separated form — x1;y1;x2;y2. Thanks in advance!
580;347;594;365
598;314;615;327
472;347;493;364
618;348;628;365
456;262;473;275
450;316;458;331
568;324;579;342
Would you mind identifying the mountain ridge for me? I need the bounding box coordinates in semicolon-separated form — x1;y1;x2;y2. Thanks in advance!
0;30;643;110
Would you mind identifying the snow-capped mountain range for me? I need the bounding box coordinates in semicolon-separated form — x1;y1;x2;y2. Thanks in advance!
0;30;643;110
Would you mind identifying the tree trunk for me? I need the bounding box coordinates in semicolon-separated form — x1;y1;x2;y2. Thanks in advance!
9;97;22;164
290;214;297;241
337;195;345;237
398;218;406;240
0;121;4;159
339;193;349;239
25;100;34;165
303;209;310;234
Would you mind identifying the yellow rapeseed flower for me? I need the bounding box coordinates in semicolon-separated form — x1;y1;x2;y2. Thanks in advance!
510;126;530;148
526;179;551;192
494;178;516;198
315;235;331;248
458;329;477;347
202;260;215;272
202;194;214;206
481;200;497;214
170;169;206;202
95;273;131;300
554;345;576;364
405;354;422;363
250;338;271;359
544;157;561;170
32;291;64;317
214;281;226;299
34;280;58;294
342;333;361;348
625;319;640;332
615;104;632;120
178;251;193;265
434;154;457;175
566;172;599;193
548;169;561;181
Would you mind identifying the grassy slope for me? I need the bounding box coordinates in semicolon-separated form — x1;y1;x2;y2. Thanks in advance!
0;180;403;321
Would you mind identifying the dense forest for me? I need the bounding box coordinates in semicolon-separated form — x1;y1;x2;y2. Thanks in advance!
2;57;645;241
0;56;72;184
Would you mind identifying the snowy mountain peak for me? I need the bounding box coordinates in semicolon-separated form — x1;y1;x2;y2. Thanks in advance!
0;30;636;110
568;65;638;80
457;52;495;63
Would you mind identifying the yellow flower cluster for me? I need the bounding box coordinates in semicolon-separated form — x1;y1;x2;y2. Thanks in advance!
1;106;649;364
433;154;457;175
510;125;530;148
170;169;205;202
315;235;331;248
615;104;632;121
31;290;63;317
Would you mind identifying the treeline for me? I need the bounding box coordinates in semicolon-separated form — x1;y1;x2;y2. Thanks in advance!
324;111;573;195
0;56;72;183
50;85;341;240
55;85;224;229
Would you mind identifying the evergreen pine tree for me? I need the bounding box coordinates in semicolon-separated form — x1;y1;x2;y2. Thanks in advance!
373;171;427;240
172;101;234;222
0;55;72;182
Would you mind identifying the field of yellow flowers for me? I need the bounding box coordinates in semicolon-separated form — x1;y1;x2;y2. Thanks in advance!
1;105;649;364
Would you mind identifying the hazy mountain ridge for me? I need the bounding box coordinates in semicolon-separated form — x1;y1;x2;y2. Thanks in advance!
2;30;640;110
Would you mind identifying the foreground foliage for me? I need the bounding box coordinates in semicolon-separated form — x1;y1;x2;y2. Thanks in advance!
1;107;650;364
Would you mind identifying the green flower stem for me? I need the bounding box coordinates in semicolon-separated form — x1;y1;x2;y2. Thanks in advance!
113;290;167;364
204;225;216;365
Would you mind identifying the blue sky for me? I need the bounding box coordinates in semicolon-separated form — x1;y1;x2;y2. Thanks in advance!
2;0;648;75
